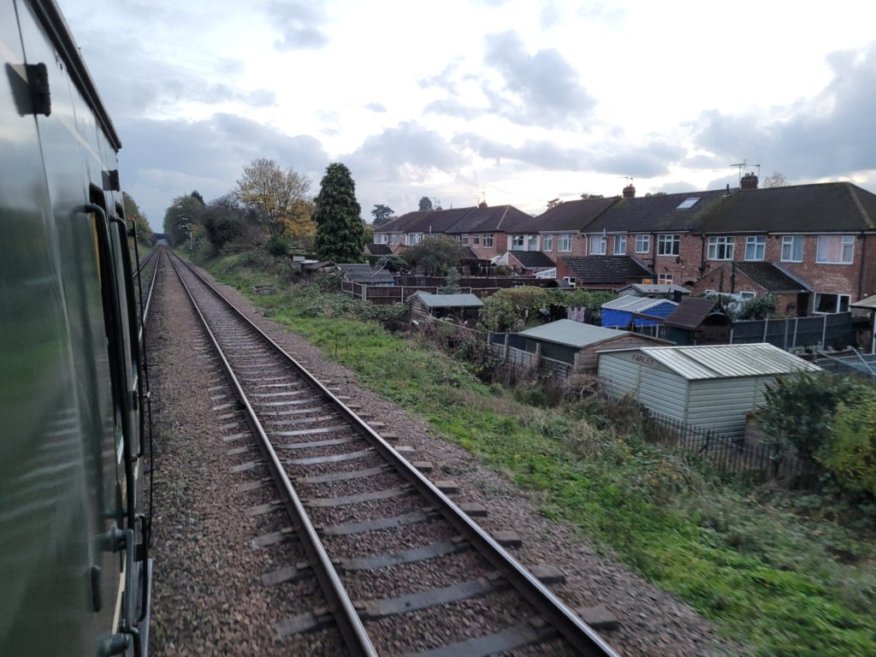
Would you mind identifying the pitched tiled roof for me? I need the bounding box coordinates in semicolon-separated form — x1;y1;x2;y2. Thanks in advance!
561;256;653;283
365;243;392;255
700;182;876;233
664;297;720;329
514;197;618;233
729;262;811;292
336;263;394;284
585;189;730;233
508;250;556;268
376;205;532;236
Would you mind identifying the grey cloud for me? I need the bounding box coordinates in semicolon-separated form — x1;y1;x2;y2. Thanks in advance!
268;2;329;50
651;181;698;194
344;122;464;182
116;113;329;223
365;102;387;113
456;133;683;177
482;30;596;127
693;42;876;179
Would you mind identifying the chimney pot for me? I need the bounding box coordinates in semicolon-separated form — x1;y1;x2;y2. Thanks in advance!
740;173;758;190
622;184;636;198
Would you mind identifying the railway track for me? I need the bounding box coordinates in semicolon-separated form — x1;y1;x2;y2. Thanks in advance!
169;250;620;657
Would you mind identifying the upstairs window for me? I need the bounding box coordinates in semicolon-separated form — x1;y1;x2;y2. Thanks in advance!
590;235;606;255
558;233;572;252
744;236;765;261
707;236;735;260
781;235;804;262
483;234;493;247
460;234;469;244
635;234;650;253
543;234;553;251
677;197;699;210
613;235;627;255
816;235;854;264
511;235;525;249
657;234;679;256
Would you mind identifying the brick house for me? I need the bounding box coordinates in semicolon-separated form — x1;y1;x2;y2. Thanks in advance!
580;186;730;287
694;181;876;315
511;196;619;261
373;204;532;261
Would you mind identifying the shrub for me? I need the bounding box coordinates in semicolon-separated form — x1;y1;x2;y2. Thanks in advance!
819;398;876;496
265;235;291;257
758;372;867;464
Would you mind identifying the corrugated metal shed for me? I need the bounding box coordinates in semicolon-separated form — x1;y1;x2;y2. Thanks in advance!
597;343;822;437
851;294;876;310
519;320;630;348
411;292;484;308
634;343;821;380
601;297;677;329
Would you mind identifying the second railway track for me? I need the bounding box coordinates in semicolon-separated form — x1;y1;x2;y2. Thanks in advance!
169;250;620;657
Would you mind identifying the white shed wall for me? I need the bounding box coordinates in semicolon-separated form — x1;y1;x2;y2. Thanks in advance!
598;352;688;422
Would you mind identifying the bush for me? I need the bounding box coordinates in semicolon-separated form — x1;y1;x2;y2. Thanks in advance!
265;235;292;257
758;372;868;464
819;398;876;496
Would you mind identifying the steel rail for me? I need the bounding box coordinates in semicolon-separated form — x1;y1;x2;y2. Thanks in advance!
171;252;621;657
168;254;378;657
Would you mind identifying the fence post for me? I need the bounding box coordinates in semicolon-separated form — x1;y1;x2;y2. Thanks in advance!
822;314;828;348
783;318;789;351
793;317;798;349
763;316;769;342
503;333;509;360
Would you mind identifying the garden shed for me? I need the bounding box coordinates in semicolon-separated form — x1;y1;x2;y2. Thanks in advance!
601;296;677;331
409;291;484;321
510;319;668;372
597;343;821;438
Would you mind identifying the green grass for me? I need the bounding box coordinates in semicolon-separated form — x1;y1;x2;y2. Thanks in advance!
207;253;875;657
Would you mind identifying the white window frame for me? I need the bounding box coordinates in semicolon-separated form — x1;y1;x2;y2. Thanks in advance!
543;234;553;251
407;233;422;246
558;233;572;252
483;234;493;247
744;236;765;261
657;273;673;284
613;235;627;255
590;235;607;255
813;292;851;314
816;235;855;264
707;236;735;261
511;235;525;249
657;234;679;256
460;234;469;244
635;234;650;254
781;235;804;262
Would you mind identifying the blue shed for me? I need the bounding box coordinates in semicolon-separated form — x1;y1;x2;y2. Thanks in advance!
601;296;678;329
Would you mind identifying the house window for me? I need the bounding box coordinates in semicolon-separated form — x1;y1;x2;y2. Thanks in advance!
635;234;650;253
511;235;525;249
472;236;480;245
390;234;401;245
590;235;606;255
614;235;627;255
558;233;572;252
407;233;422;246
744;236;765;261
657;234;679;256
781;235;804;262
376;233;389;244
483;234;493;247
543;234;553;251
814;293;851;313
707;236;735;260
816;235;854;264
460;234;469;244
658;273;673;284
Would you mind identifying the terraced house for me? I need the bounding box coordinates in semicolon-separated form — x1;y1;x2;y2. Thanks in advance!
373;203;533;261
370;177;876;316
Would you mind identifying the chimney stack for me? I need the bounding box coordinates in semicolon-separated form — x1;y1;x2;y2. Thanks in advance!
622;184;636;198
740;172;758;190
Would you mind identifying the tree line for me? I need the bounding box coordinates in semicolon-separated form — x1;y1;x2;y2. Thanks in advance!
160;159;367;262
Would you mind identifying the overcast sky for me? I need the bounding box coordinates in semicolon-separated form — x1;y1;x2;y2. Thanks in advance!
61;0;876;231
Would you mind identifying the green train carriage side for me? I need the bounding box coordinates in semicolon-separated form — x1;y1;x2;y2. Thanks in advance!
1;1;152;656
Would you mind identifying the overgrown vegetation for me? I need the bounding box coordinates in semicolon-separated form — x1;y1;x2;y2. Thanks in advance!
205;249;874;657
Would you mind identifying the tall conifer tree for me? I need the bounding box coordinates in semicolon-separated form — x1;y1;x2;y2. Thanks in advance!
314;163;365;262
